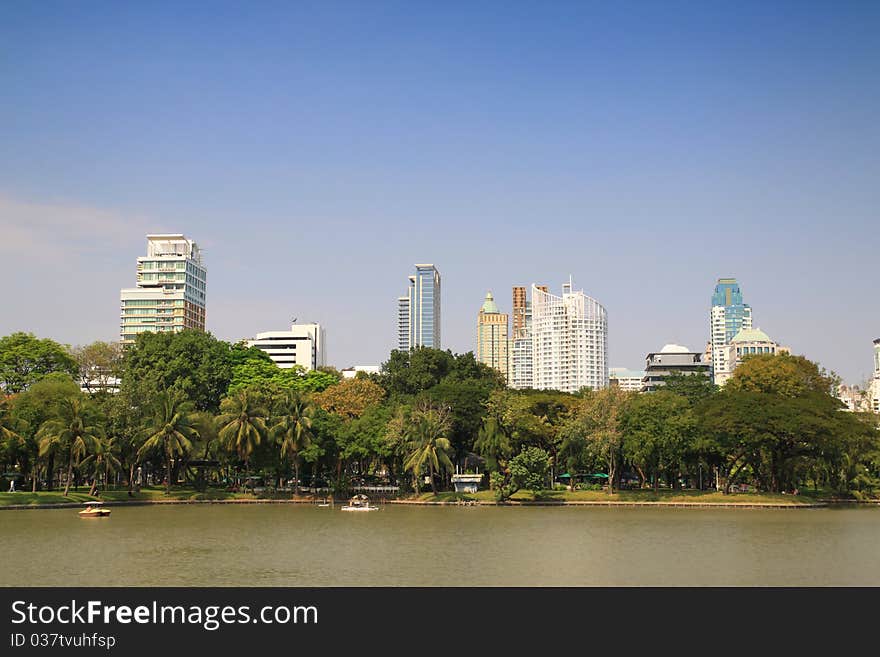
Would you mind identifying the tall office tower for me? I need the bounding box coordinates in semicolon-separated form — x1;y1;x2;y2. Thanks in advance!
476;291;509;379
247;323;325;371
531;278;608;393
396;264;441;350
120;234;207;344
709;278;752;381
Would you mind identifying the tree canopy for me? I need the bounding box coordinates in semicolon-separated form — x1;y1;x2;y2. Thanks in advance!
0;332;79;393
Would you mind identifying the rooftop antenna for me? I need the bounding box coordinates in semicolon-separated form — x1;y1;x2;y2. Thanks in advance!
291;317;298;324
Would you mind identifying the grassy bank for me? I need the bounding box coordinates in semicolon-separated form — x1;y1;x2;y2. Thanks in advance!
409;488;827;505
0;486;260;507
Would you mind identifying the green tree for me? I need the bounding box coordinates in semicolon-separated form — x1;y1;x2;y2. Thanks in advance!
217;388;269;485
662;372;718;406
271;391;315;494
37;396;103;496
80;437;122;496
726;353;839;397
121;330;236;412
8;373;82;491
561;387;631;494
0;332;79;393
380;347;455;397
314;377;385;419
71;341;123;394
137;391;198;494
621;391;694;491
508;446;551;495
0;398;25;489
401;401;454;494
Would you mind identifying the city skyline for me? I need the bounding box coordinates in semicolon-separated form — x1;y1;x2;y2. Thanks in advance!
1;3;878;383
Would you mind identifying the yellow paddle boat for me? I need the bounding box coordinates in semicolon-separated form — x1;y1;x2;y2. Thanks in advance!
78;501;111;518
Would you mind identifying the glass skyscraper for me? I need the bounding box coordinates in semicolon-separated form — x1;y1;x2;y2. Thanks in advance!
709;277;753;382
396;264;441;350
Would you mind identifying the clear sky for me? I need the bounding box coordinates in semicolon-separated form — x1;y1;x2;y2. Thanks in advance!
1;1;877;383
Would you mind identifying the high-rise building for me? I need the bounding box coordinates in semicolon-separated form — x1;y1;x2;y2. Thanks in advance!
476;291;508;379
509;335;533;389
512;286;528;339
709;278;752;382
531;279;608;393
396;265;441;350
397;291;411;351
512;284;547;339
120;234;206;344
872;338;880;413
247;323;325;371
509;284;547;389
642;344;711;392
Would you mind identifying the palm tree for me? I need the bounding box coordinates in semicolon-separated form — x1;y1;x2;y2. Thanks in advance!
81;437;122;496
217;389;268;488
403;402;454;494
137;391;198;495
271;391;315;495
37;397;103;496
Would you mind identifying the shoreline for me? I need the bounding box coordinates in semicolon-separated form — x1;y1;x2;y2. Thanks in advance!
3;497;874;511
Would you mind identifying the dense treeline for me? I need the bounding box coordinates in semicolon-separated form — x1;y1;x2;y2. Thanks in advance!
1;330;878;499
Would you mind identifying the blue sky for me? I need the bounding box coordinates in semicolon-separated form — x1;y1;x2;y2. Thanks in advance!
1;1;878;382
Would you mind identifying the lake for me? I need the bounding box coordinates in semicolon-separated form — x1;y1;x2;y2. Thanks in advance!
2;504;879;586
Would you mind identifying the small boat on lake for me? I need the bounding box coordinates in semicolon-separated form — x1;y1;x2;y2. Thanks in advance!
78;501;111;518
340;494;378;512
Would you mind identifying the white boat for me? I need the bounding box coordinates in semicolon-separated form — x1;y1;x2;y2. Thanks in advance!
340;494;379;512
78;501;111;518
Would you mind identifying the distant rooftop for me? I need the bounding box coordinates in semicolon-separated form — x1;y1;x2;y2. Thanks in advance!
660;344;691;354
730;327;773;343
610;368;645;379
480;291;500;314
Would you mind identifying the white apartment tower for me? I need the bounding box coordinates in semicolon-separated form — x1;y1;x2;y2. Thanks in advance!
872;338;880;413
531;279;608;393
120;234;207;344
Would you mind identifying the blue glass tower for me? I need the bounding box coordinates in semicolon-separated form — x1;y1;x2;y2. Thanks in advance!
711;278;752;343
397;264;441;350
710;277;753;380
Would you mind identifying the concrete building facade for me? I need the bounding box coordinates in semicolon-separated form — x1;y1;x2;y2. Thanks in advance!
247;323;325;371
609;368;645;392
476;291;509;379
531;279;608;393
714;327;790;386
642;344;711;392
120;234;207;344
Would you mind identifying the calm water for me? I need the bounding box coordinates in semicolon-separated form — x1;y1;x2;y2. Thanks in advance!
2;504;880;586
